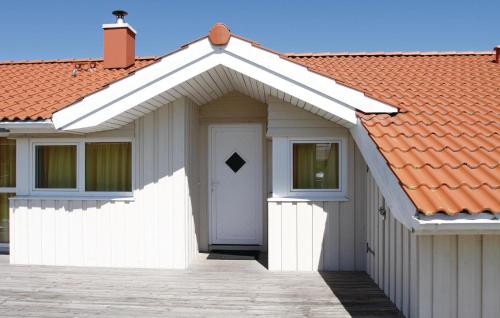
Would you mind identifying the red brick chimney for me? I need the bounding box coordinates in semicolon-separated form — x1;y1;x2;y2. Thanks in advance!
495;46;500;63
102;10;136;69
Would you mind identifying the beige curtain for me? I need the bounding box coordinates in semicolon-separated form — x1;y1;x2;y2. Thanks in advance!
0;193;13;244
0;138;16;188
293;143;339;189
293;144;316;189
36;145;77;189
85;142;131;192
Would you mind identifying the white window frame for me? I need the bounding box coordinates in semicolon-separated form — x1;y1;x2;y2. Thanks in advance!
287;137;348;199
31;141;80;193
270;136;348;201
29;137;134;197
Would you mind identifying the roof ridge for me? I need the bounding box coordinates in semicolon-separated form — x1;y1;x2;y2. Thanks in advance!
0;56;159;65
285;51;494;57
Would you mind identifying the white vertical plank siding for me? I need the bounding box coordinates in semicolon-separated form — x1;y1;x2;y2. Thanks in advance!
312;202;327;271
457;235;482;318
365;171;418;318
296;202;313;271
267;198;367;272
281;202;297;271
482;235;500;318
268;202;282;271
10;97;199;269
432;236;458;318
418;235;433;318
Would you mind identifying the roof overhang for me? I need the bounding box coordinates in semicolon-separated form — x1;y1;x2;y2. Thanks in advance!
0;120;56;134
351;120;500;234
52;36;397;133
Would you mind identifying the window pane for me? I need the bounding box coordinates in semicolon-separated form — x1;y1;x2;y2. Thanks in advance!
85;142;132;192
0;193;13;244
293;143;339;190
35;145;77;189
0;138;16;188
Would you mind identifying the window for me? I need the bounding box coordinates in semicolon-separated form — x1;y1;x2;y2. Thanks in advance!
292;142;339;190
0;193;14;244
0;138;16;245
85;142;132;192
30;139;133;195
270;136;348;200
35;145;77;189
0;138;16;188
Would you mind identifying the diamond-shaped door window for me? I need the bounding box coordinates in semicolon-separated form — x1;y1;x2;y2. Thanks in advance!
225;152;246;173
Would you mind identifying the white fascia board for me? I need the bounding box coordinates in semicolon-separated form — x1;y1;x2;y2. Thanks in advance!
52;38;215;130
53;36;396;131
225;38;397;114
350;120;419;230
0;120;57;134
414;217;500;234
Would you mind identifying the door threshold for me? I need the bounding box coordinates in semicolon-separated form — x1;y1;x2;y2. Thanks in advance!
209;244;264;252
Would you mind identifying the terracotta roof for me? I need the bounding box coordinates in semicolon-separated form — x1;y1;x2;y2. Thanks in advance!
0;57;158;120
286;52;500;215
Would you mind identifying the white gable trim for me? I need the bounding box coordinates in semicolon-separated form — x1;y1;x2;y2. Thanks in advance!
350;120;419;230
52;37;397;131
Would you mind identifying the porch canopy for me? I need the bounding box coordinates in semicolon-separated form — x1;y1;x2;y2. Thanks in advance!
52;30;397;133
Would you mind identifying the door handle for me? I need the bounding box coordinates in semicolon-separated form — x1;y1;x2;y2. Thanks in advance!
211;181;220;192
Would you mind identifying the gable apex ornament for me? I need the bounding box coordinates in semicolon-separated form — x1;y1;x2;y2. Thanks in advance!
208;23;231;45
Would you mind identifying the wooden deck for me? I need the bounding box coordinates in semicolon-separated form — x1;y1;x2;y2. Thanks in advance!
0;252;402;317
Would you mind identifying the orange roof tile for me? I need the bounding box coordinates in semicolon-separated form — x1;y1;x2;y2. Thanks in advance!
286;52;500;215
0;57;158;121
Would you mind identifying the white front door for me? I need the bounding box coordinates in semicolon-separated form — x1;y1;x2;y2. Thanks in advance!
209;124;263;245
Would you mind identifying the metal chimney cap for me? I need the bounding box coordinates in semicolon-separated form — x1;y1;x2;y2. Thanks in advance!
112;10;128;23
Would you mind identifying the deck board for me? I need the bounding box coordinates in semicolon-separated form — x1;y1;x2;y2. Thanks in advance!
0;254;402;317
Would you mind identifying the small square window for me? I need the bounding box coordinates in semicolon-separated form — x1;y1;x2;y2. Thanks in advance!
35;145;77;189
292;142;339;190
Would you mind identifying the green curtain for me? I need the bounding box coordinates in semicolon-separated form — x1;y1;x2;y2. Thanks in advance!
35;145;77;189
0;138;16;188
293;143;339;189
0;193;13;244
85;142;131;192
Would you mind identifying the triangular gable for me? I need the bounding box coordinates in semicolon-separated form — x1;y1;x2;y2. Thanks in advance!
52;33;397;132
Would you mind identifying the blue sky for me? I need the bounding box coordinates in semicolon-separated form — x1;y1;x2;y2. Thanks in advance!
1;0;499;60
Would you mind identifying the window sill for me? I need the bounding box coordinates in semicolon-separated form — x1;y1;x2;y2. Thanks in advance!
10;195;135;202
267;196;349;202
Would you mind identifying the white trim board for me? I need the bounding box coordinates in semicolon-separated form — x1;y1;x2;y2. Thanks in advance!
52;36;397;132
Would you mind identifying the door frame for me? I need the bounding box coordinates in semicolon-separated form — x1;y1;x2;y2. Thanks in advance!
207;123;264;246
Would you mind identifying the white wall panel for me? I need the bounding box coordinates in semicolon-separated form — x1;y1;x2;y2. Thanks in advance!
268;135;367;272
367;170;500;318
10;97;199;269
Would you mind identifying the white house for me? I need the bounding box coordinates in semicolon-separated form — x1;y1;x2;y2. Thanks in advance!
0;12;499;318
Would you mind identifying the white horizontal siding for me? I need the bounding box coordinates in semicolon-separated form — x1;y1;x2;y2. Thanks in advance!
10;97;198;269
